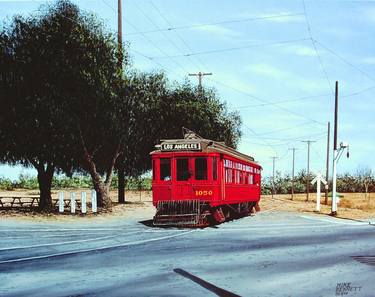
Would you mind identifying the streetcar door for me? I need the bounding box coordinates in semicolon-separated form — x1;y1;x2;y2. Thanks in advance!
174;158;192;200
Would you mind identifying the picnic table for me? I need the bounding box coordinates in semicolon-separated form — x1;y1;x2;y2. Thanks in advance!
0;195;40;208
52;198;82;208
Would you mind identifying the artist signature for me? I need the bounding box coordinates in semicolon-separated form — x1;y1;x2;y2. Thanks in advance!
336;283;362;296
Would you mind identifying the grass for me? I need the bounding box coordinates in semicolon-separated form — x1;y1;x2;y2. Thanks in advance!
261;192;375;220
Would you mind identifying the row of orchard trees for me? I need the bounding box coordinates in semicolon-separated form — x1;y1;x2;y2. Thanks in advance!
0;0;241;211
262;168;374;196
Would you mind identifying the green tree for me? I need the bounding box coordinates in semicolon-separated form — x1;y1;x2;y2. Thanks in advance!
116;74;242;202
0;0;125;209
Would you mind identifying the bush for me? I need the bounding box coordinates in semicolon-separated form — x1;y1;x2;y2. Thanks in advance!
0;177;14;190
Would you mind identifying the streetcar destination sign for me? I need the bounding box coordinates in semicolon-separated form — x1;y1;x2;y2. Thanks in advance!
161;142;202;151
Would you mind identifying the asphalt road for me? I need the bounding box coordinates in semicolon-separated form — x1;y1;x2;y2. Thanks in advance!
0;211;374;297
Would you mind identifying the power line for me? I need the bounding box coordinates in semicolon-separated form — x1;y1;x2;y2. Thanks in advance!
149;1;207;71
236;84;375;109
130;1;192;73
301;140;316;201
123;12;306;36
101;0;117;13
99;0;190;75
302;0;334;95
314;39;375;84
148;38;311;59
252;121;314;136
242;123;277;155
124;19;189;75
207;77;326;125
236;92;332;109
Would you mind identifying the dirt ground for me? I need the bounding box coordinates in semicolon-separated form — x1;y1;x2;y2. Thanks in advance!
260;192;375;221
0;189;374;222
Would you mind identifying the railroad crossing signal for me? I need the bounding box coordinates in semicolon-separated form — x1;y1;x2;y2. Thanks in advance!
311;172;327;212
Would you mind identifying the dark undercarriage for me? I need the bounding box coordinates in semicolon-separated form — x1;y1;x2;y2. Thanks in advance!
153;200;259;227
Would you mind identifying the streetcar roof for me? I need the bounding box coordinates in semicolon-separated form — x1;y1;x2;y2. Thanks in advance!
150;132;260;166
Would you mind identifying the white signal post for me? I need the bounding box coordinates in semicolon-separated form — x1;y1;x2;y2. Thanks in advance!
91;190;97;213
81;192;87;214
70;192;76;214
58;191;64;213
311;172;327;212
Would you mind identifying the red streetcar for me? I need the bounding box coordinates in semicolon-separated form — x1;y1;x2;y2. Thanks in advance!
151;129;262;227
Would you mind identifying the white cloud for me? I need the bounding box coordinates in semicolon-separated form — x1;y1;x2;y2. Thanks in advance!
246;63;328;93
361;57;375;65
250;64;286;79
257;12;305;23
192;24;241;37
235;11;305;23
285;45;317;57
363;7;375;24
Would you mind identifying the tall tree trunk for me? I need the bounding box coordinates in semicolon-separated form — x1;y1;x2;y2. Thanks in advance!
92;179;112;209
79;130;120;209
118;161;125;204
36;163;54;211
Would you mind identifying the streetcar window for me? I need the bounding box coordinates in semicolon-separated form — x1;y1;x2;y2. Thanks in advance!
195;157;207;180
160;158;171;181
152;160;156;180
212;157;217;180
249;174;254;185
177;158;190;181
225;168;232;183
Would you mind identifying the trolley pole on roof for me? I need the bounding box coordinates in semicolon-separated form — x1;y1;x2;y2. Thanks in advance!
301;140;316;202
271;156;277;198
289;148;298;200
325;121;330;205
188;72;212;90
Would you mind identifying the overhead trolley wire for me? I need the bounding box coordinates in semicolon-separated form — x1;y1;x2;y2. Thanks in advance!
123;12;306;36
149;1;207;71
130;1;192;73
206;77;326;126
313;39;375;84
302;0;335;95
100;0;190;75
148;38;311;59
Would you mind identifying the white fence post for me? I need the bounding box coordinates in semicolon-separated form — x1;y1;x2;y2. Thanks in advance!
58;191;64;213
81;192;87;214
70;192;76;214
91;190;97;213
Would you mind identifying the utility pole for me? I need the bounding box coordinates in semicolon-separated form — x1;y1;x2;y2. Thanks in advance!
117;0;123;66
301;140;316;202
325;121;330;205
117;0;125;204
271;156;277;198
289;148;297;200
332;81;339;216
188;72;212;89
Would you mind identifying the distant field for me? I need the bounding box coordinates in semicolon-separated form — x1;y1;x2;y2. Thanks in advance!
261;192;375;220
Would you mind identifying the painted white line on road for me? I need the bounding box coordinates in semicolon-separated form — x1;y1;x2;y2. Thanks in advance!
213;224;334;231
0;227;137;232
0;230;195;264
0;234;119;252
213;223;370;232
143;229;190;233
299;215;368;225
0;232;122;240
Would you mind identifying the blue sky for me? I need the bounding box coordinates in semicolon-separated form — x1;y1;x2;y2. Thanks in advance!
1;0;375;179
